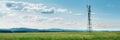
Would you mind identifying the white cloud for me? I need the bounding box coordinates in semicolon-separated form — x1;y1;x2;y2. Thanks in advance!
21;15;64;23
47;17;64;22
0;1;68;29
4;1;71;14
56;8;70;13
0;13;65;29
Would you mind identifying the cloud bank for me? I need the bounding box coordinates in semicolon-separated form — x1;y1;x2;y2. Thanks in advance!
0;1;69;29
5;1;71;14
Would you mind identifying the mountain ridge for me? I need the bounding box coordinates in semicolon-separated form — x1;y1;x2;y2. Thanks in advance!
0;28;120;33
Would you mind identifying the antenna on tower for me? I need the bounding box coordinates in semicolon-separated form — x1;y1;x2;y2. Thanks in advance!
87;4;92;32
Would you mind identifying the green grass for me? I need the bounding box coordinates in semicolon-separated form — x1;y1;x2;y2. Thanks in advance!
0;32;120;40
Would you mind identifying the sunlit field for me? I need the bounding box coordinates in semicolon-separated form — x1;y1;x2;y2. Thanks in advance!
0;32;120;40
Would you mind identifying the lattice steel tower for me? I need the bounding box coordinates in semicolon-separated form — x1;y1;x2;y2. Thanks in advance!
87;5;92;32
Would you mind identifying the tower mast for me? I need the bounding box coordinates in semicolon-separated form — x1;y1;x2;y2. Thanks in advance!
87;5;92;32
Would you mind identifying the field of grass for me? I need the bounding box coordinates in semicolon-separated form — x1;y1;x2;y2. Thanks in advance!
0;32;120;40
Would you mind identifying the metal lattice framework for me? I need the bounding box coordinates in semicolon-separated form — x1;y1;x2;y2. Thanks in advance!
87;5;92;32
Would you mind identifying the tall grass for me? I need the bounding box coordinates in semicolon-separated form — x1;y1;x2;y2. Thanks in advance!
0;32;120;40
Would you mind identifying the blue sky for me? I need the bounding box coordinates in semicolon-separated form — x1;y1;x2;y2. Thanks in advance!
0;0;120;30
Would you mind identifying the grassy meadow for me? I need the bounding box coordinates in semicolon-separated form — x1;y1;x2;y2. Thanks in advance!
0;32;120;40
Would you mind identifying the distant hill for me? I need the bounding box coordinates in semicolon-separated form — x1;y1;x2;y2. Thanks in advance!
0;28;119;33
10;28;40;32
0;28;85;33
0;29;11;33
